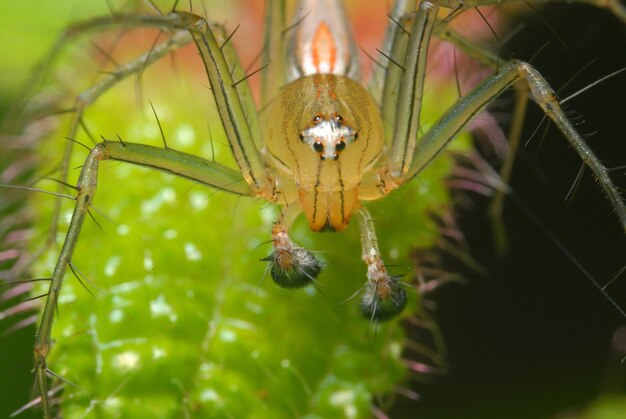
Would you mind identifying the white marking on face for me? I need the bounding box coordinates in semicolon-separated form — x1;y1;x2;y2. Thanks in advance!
300;115;357;160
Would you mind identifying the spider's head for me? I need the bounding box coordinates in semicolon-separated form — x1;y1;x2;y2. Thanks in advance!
265;73;383;231
265;74;383;189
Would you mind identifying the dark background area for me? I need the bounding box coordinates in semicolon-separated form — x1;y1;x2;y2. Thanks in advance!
395;4;626;418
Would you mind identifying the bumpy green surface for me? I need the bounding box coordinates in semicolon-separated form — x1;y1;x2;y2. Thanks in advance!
15;2;460;418
32;84;453;418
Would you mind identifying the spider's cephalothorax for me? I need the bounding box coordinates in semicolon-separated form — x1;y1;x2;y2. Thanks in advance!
265;0;383;233
265;74;383;232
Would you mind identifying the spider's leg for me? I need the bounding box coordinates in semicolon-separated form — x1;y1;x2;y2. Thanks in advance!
357;207;407;322
384;1;440;178
55;28;193;182
9;13;198;282
8;13;189;127
176;12;275;200
379;7;412;147
377;1;625;231
220;18;264;150
435;24;531;253
436;0;626;23
368;0;414;103
488;85;529;251
402;59;626;231
432;1;626;248
261;0;288;108
263;205;323;289
33;139;253;418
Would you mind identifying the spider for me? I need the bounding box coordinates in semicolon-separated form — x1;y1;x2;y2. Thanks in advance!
2;0;625;417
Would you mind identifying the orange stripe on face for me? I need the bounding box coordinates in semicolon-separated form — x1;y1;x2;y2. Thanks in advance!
313;74;322;99
311;22;337;74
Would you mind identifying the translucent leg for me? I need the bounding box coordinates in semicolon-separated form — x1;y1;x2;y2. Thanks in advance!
368;0;413;104
50;30;193;244
9;13;189;126
178;12;275;199
357;207;407;321
386;1;440;179
9;12;197;280
261;0;287;107
379;7;412;146
403;59;625;231
435;23;531;253
489;85;530;252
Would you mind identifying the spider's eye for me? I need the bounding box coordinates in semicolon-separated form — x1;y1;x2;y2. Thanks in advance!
313;115;322;123
353;132;358;141
335;114;343;123
313;141;324;152
336;141;346;151
299;132;305;141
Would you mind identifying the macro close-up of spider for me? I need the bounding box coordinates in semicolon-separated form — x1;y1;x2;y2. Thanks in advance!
1;0;625;418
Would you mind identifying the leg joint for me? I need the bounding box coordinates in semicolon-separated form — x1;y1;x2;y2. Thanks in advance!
513;60;558;107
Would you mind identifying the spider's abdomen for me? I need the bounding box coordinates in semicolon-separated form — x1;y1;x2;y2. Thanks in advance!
265;74;383;231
